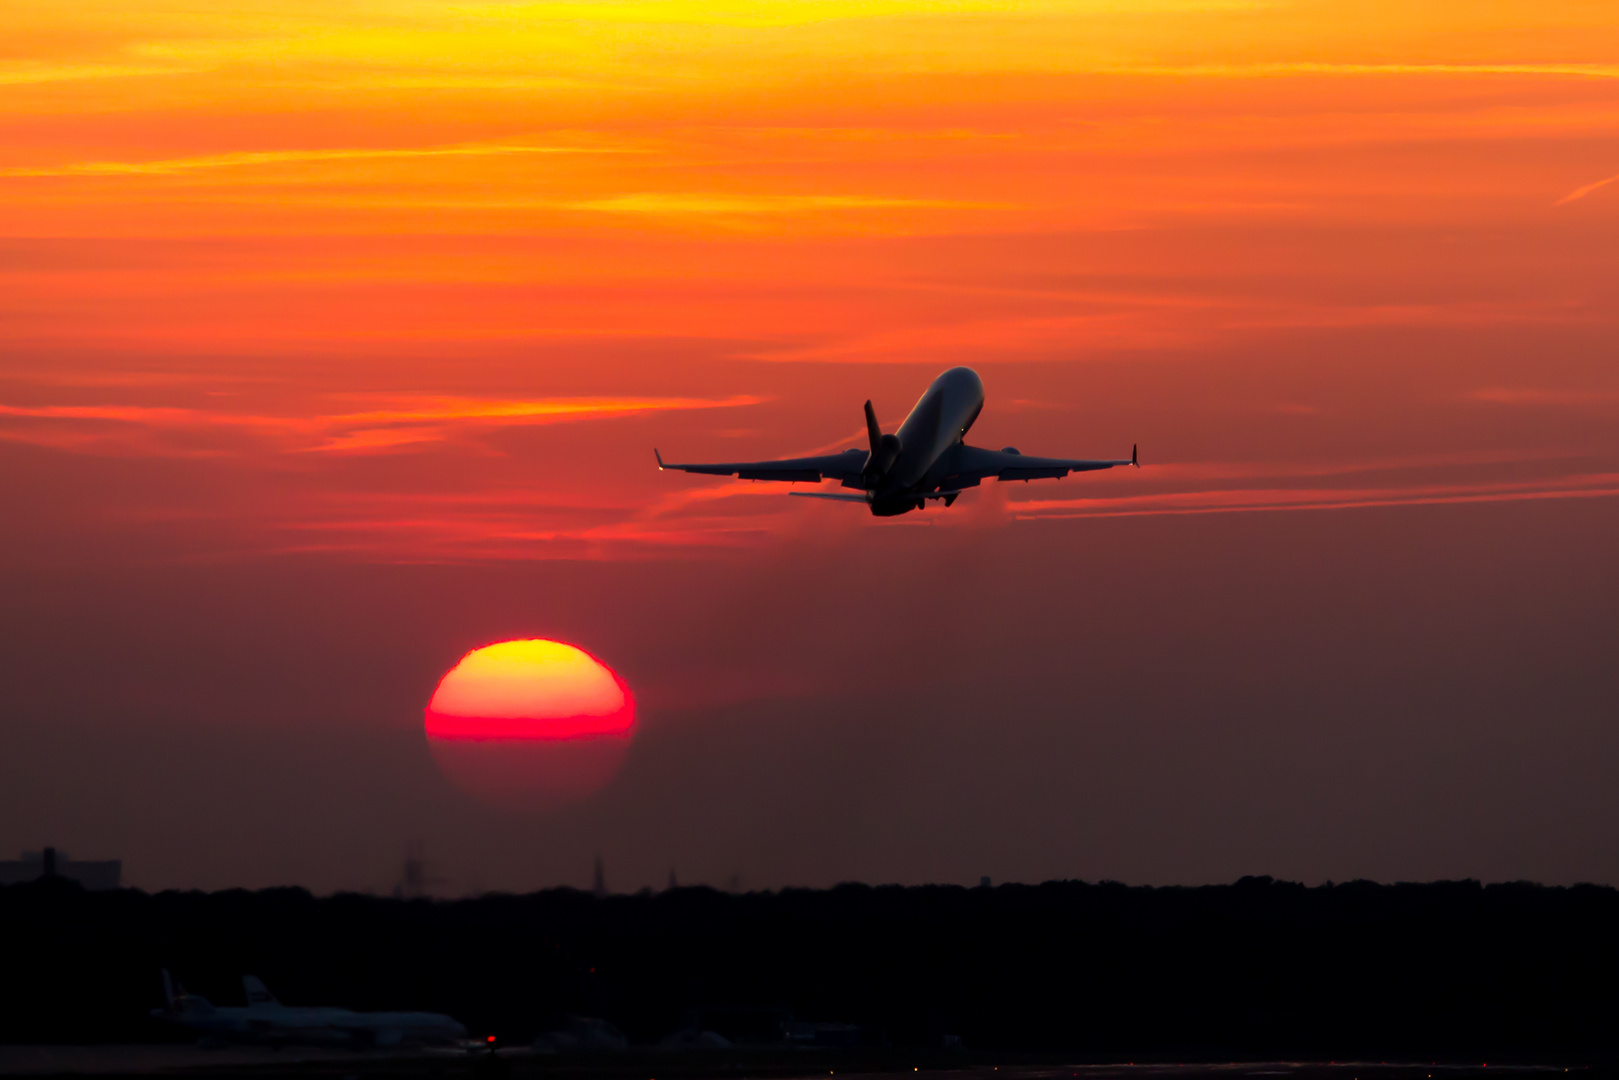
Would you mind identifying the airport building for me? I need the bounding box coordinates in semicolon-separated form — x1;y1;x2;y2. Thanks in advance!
0;848;121;890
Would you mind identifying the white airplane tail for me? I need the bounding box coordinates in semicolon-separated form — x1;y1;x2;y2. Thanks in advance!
242;975;280;1007
158;969;214;1015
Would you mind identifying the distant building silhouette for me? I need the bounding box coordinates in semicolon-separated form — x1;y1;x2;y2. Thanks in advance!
393;839;443;898
667;866;678;890
592;855;607;898
0;848;120;890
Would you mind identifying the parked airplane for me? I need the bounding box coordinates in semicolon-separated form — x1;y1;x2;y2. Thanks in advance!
152;971;468;1049
656;366;1136;516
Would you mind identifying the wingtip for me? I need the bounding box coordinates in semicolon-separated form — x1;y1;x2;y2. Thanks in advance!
1131;443;1138;468
654;447;664;470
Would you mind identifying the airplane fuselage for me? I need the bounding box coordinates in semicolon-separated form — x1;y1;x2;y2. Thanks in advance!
154;1000;467;1049
871;366;985;515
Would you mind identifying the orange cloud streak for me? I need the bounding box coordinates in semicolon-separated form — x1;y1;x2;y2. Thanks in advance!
0;395;764;456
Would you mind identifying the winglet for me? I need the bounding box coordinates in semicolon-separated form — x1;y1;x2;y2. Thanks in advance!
1132;443;1138;467
654;448;665;470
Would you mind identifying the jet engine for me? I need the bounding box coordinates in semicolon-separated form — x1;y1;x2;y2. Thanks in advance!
860;400;902;488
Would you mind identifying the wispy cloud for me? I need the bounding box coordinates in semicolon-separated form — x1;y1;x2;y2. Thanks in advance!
1011;472;1619;521
1553;170;1619;206
0;143;623;179
0;394;764;456
566;194;1009;215
0;370;267;389
267;487;779;562
0;403;282;428
1137;448;1583;482
1120;62;1619;79
743;311;1196;363
0;62;194;86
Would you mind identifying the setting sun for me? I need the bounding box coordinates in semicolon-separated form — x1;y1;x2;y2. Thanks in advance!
425;640;636;810
426;639;635;741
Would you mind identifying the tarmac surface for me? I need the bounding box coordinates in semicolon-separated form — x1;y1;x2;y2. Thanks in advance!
0;1049;1597;1080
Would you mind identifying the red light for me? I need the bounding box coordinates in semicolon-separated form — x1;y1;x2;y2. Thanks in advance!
486;1036;496;1043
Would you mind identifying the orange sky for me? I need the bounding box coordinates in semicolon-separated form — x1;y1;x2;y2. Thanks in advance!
3;0;1618;566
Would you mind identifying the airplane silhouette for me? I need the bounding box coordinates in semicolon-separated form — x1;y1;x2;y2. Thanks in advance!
658;366;1136;517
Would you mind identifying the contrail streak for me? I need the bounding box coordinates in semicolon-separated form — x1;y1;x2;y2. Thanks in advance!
1553;170;1619;206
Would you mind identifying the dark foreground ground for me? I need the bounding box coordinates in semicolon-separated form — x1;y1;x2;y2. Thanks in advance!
6;877;1619;1059
0;1053;1601;1080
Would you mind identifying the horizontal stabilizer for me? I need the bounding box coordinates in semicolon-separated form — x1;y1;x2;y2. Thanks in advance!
655;447;867;484
788;491;870;503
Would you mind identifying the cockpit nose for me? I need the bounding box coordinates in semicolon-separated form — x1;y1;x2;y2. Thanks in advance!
937;366;983;394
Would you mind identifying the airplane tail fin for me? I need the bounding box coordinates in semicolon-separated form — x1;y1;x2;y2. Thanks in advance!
159;970;214;1015
860;400;902;486
242;975;280;1007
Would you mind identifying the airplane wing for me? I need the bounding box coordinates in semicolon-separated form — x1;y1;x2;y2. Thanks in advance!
947;443;1137;483
655;447;868;484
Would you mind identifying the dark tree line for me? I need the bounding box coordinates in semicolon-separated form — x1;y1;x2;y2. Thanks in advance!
3;876;1617;1058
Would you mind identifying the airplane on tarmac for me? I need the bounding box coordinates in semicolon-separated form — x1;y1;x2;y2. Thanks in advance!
153;971;468;1049
656;366;1137;516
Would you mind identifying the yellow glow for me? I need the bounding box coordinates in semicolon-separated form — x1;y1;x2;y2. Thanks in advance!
11;0;1618;116
7;0;1618;243
429;640;626;720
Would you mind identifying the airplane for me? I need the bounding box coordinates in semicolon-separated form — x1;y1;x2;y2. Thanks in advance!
152;971;469;1049
655;366;1136;516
